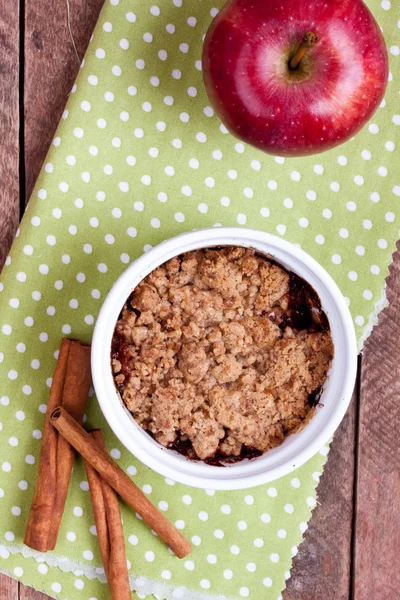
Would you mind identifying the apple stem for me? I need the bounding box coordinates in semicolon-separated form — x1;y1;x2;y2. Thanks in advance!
289;32;319;70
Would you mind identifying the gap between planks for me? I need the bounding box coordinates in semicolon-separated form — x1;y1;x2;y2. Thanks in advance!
352;244;400;600
283;370;359;600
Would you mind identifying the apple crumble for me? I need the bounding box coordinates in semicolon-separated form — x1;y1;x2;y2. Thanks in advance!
111;247;334;462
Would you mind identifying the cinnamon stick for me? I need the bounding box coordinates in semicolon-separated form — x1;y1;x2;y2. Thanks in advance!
24;339;92;552
24;339;71;551
85;430;131;600
51;406;192;558
47;341;92;549
84;438;110;577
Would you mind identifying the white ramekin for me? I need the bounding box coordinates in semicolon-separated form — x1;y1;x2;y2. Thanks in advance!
92;228;357;490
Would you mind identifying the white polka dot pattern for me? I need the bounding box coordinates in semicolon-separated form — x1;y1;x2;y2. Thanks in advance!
0;0;399;598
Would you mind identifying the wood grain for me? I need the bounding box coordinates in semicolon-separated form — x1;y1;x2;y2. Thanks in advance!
0;0;20;270
283;388;358;600
354;244;400;600
0;0;21;587
24;0;104;198
0;0;397;597
0;572;18;600
18;585;49;600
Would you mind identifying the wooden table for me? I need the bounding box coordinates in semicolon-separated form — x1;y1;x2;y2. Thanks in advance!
0;2;399;599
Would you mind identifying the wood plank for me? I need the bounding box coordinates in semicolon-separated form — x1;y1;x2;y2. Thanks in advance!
0;573;18;600
24;0;104;198
283;386;358;600
0;0;21;592
0;0;20;270
354;244;400;600
19;584;49;600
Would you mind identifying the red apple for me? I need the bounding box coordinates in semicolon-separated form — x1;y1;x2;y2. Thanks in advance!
202;0;388;157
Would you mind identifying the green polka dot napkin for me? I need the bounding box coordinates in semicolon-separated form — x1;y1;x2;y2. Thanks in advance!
0;0;399;598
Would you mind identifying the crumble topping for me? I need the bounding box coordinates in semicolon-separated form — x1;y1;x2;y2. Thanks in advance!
112;247;333;461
